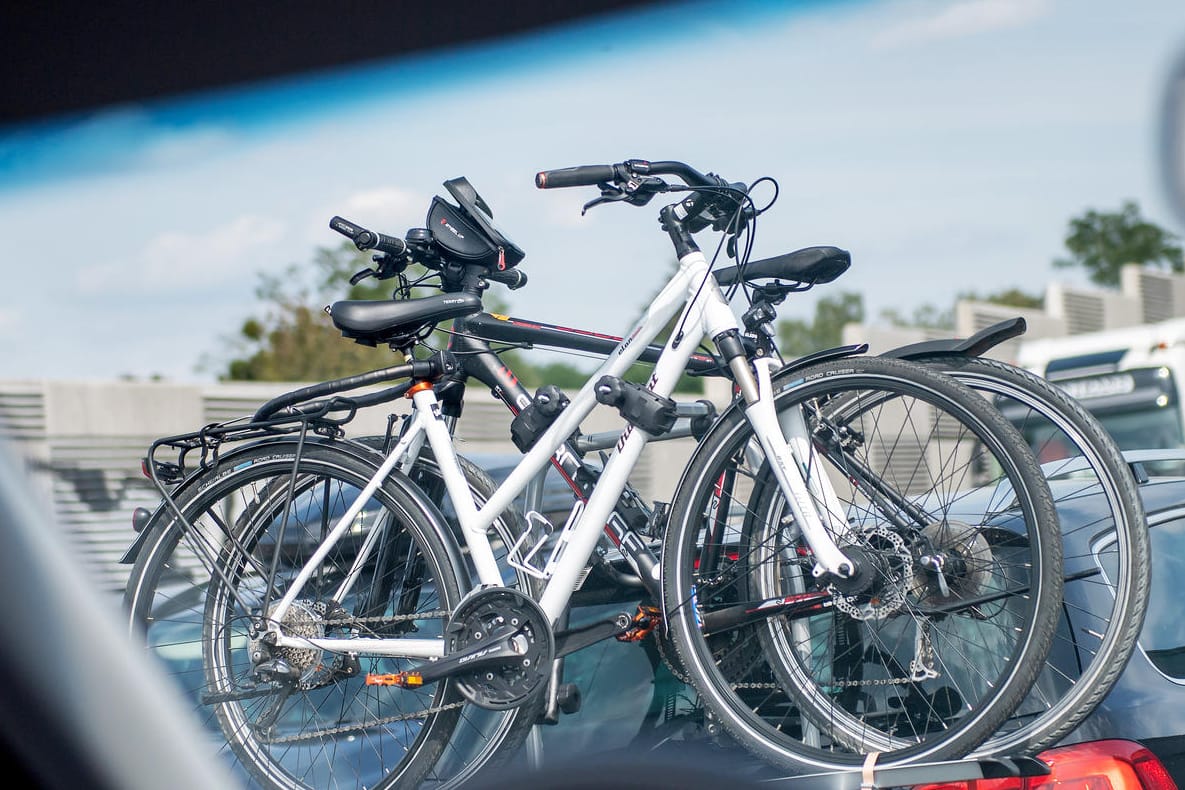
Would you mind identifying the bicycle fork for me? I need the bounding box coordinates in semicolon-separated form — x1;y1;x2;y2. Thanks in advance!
739;357;858;580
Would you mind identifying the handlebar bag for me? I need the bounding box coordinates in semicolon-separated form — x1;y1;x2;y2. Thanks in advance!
428;197;504;267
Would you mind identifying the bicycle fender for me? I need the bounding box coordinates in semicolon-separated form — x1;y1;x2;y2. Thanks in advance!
881;317;1027;361
121;434;367;564
121;437;469;591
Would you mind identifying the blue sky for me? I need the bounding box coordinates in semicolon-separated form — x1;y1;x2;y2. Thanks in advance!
2;0;1184;381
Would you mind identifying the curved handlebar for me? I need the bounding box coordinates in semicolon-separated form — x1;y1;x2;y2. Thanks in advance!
330;216;408;258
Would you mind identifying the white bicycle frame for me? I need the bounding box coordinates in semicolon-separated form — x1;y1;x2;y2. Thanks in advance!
264;247;856;660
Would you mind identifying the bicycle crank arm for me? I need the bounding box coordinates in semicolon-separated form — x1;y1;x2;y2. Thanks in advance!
366;627;525;688
700;591;833;635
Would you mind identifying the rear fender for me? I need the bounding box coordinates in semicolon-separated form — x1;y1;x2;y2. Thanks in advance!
120;437;468;590
882;317;1027;361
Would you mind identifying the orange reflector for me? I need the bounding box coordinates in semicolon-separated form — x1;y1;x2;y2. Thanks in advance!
366;672;423;688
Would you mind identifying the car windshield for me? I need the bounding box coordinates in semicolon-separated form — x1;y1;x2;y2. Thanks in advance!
1019;407;1185;460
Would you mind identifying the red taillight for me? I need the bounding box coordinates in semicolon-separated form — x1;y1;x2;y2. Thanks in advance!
1130;748;1176;790
1034;740;1176;790
913;740;1176;790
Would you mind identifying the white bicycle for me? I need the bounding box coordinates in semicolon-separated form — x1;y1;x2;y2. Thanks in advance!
124;159;1064;787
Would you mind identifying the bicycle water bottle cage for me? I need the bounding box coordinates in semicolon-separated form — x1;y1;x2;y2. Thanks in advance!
594;376;678;436
510;385;570;452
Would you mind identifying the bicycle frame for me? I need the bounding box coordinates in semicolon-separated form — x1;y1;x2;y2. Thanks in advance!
263;246;858;661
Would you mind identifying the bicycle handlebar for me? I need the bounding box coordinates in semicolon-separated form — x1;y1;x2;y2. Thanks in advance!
330;216;408;258
253;363;416;422
535;159;717;190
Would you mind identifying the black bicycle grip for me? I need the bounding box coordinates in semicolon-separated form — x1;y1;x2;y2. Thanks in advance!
329;216;408;257
485;269;528;290
536;165;617;189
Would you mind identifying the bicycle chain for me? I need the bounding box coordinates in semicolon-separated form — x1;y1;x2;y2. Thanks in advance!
732;675;921;691
275;609;451;630
254;608;457;744
261;699;466;744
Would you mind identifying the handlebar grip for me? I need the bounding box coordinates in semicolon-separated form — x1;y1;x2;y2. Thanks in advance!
357;230;407;257
536;165;617;189
329;216;407;257
485;269;528;290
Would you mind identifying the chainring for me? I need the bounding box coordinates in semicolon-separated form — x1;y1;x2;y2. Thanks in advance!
445;587;554;711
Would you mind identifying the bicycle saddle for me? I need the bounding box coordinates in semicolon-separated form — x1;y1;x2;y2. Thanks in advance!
330;293;483;346
713;245;850;287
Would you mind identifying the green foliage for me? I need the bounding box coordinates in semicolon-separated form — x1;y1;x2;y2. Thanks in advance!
1054;200;1184;287
878;303;955;331
778;292;865;359
958;287;1044;310
215;243;403;381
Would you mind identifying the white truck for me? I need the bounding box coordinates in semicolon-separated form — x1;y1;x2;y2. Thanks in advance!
1016;317;1185;454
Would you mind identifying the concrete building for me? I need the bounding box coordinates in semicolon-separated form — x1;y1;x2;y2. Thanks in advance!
0;376;730;593
844;263;1185;363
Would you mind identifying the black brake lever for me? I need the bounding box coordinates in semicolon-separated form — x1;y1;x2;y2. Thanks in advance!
582;184;630;215
350;268;377;285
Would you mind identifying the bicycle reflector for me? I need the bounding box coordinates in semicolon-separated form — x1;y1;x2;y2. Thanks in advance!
913;740;1176;790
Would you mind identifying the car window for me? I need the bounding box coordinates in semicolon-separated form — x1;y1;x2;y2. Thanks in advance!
1098;518;1185;679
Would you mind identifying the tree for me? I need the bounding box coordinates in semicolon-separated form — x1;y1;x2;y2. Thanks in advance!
958;287;1044;310
778;292;864;358
1054;200;1184;287
214;243;407;381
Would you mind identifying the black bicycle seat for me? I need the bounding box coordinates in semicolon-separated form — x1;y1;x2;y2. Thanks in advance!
330;293;482;346
714;246;851;287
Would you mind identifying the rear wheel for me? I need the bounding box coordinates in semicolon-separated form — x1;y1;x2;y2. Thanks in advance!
126;440;467;789
662;357;1063;773
917;355;1150;756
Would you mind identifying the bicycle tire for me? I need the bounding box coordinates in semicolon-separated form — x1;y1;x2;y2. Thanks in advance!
661;356;1063;773
125;439;468;789
914;355;1149;756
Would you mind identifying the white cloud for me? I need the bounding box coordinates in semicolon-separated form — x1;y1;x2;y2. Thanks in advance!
338;187;422;219
301;186;428;247
874;0;1054;48
77;215;287;294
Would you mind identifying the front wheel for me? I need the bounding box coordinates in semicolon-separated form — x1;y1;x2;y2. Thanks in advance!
661;356;1063;773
